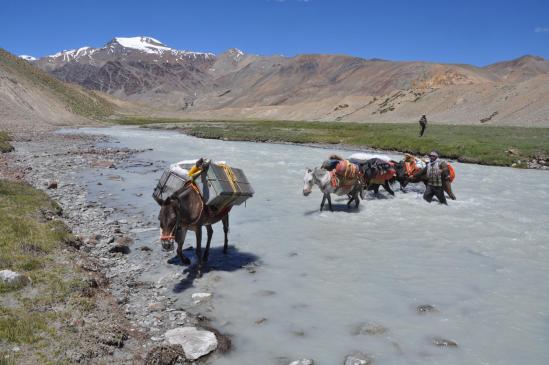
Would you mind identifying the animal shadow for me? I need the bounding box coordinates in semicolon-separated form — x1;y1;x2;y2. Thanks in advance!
172;246;260;293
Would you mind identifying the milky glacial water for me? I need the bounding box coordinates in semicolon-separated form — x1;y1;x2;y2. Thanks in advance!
73;126;549;365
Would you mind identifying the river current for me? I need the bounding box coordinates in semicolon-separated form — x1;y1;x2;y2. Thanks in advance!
72;126;549;365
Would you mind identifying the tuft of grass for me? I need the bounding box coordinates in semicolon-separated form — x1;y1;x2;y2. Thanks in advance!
115;117;549;167
0;48;113;119
0;131;14;153
0;180;91;354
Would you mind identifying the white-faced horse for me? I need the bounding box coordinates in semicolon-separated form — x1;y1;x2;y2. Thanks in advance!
302;167;361;211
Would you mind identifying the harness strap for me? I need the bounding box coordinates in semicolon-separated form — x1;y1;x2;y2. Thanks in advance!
185;181;204;226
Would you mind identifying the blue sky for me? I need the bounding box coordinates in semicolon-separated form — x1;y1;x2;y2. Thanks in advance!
1;0;548;66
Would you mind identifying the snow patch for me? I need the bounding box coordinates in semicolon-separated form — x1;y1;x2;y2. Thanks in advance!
19;55;36;61
113;36;171;54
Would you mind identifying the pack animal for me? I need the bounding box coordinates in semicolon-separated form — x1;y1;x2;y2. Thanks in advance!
359;158;397;196
393;157;456;200
156;160;231;277
303;167;361;211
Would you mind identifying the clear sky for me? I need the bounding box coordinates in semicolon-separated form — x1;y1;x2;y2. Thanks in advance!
1;0;548;66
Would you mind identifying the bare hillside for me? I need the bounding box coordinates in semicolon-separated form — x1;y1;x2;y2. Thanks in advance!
0;48;113;134
25;37;549;126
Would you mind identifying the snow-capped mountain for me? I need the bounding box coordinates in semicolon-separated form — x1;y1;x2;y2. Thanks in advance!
19;55;37;61
37;36;215;67
32;36;549;126
31;36;233;106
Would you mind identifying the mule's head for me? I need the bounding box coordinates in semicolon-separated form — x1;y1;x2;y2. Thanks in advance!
158;196;179;250
303;168;314;196
392;160;409;186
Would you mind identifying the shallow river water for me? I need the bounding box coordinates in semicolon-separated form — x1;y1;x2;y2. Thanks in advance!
73;126;549;365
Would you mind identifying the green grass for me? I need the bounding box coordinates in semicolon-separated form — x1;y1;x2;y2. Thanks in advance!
113;117;549;167
0;132;14;153
0;180;90;360
0;48;113;119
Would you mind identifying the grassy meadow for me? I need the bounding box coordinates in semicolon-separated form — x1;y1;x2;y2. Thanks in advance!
112;117;549;167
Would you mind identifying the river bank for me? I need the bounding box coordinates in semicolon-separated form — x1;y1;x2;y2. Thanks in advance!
111;117;549;169
1;131;231;364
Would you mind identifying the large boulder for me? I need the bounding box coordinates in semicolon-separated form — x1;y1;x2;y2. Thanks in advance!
164;327;217;360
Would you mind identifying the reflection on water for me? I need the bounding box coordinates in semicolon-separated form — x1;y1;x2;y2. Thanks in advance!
74;127;549;365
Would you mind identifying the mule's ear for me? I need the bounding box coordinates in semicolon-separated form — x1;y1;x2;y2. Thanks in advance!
153;195;165;206
306;168;312;173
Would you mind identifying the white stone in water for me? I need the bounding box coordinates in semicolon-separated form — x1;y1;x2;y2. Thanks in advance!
192;292;212;301
289;359;314;365
164;327;217;360
0;270;30;286
344;353;373;365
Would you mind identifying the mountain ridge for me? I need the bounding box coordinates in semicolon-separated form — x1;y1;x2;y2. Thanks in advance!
20;37;549;126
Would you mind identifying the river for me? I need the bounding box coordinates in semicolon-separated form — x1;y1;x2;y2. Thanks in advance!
72;126;549;365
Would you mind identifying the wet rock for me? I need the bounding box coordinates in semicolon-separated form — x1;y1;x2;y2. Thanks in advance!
417;304;438;314
109;245;130;254
255;289;276;297
164;327;218;360
432;337;458;347
344;352;373;365
255;318;267;325
92;160;115;169
144;344;185;365
116;236;134;245
140;246;153;252
289;359;314;365
47;181;58;189
352;322;387;336
0;269;31;287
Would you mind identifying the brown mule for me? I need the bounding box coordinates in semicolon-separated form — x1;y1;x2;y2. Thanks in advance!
159;180;231;277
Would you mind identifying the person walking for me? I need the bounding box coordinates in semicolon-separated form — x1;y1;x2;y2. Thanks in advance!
419;114;427;137
414;151;449;205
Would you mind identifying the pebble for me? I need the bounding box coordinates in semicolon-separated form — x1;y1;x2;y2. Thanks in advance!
432;337;458;347
417;304;438;314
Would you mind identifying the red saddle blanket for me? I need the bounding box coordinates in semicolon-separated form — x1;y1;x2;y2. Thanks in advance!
335;160;360;179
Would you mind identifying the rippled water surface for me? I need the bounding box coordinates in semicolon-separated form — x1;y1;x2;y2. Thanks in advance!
74;126;549;365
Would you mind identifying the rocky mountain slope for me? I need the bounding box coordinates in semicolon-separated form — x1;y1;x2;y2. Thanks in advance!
0;48;113;133
29;37;549;126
